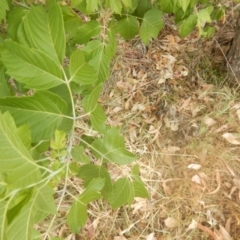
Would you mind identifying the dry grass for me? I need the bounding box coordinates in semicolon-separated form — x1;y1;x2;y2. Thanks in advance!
86;18;240;239
39;5;240;240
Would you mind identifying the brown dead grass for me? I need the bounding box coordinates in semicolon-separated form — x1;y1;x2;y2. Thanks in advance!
41;6;240;240
83;16;240;240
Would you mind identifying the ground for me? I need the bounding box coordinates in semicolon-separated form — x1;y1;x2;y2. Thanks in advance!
87;18;240;240
48;10;240;240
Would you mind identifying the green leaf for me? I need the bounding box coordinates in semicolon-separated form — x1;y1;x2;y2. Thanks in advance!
0;0;9;21
89;104;107;133
75;21;101;44
71;0;82;7
0;174;6;198
197;6;214;36
50;130;66;150
197;6;213;24
174;6;192;23
0;66;11;97
131;165;149;198
0;35;4;51
212;6;225;21
132;176;149;198
64;14;82;41
80;178;105;203
69;50;98;85
199;0;210;3
67;178;104;232
34;141;50;154
131;164;140;176
189;0;198;8
0;91;69;142
140;9;164;44
81;83;106;132
105;0;122;14
16;22;31;47
71;146;90;164
122;0;132;8
83;40;111;83
69;162;79;174
7;186;56;240
91;127;137;165
7;190;33;225
109;177;134;209
67;200;87;233
134;0;152;17
74;1;88;14
91;52;111;83
7;7;27;41
158;0;177;13
105;27;117;59
2;40;64;90
202;26;215;38
35;186;57;214
179;14;197;37
123;0;138;13
17;125;31;149
0;112;41;188
78;164;112;200
32;229;41;239
86;0;100;12
50;84;72;113
82;83;102;112
23;2;65;64
50;84;73;133
117;16;139;40
177;0;190;12
0;202;7;240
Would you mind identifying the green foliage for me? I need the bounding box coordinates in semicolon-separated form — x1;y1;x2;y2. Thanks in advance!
67;178;105;232
140;9;164;44
0;0;9;22
117;16;139;40
0;0;223;238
